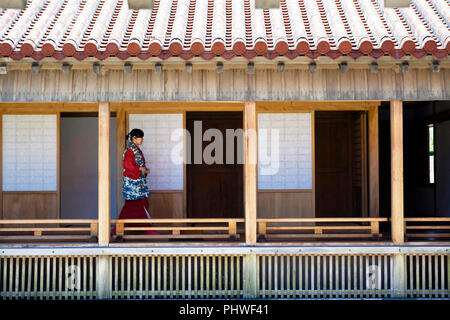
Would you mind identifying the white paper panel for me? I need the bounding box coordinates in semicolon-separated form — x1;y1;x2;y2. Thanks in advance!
258;113;312;189
129;114;184;190
2;115;57;191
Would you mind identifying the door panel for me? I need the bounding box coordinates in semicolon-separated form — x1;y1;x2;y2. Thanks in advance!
186;112;244;219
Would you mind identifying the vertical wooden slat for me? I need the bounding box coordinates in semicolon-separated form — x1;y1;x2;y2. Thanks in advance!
433;255;438;298
341;256;344;298
422;255;426;298
293;255;297;298
224;255;228;296
390;100;404;244
181;256;185;298
335;256;339;298
415;255;420;298
447;255;450;298
408;255;413;298
27;257;32;298
244;101;257;244
64;257;68;300
114;257;118;298
187;256;191;298
52;257;57;300
353;256;357;298
121;257;125;298
262;256;266;298
39;257;44;299
145;256;149;299
157;256;161;297
45;258;49;299
311;256;315;298
287;255;291;298
199;256;203;298
359;256;363;298
82;257;86;299
347;256;351;298
428;255;432;298
211;256;215;298
440;255;444;298
230;256;234;297
305;255;309;298
139;257;143;299
58;257;62;299
98;102;110;246
127;257;131;299
194;256;198;298
21;257;26;299
206;256;210;298
169;256;173;298
268;255;272;297
218;256;221;297
299;256;303;298
280;256;284;298
89;257;93;299
175;255;180;298
384;256;388;298
237;256;241;297
163;256;168;298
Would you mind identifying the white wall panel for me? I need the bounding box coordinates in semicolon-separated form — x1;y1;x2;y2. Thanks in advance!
258;113;312;189
2;115;57;191
129;114;184;190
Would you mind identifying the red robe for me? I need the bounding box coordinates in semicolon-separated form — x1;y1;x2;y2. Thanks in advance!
112;147;159;235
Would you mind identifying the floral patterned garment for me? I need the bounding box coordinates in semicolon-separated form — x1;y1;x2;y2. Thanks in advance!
122;141;150;200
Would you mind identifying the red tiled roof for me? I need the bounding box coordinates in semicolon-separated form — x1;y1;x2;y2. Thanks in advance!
0;0;449;62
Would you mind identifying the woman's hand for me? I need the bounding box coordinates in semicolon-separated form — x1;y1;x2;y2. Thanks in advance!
139;166;150;175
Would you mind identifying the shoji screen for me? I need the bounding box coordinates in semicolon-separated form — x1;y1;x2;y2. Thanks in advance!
257;113;312;190
128;114;183;190
2;115;57;191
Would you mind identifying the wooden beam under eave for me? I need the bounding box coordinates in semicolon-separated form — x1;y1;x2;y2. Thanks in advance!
98;102;110;246
244;102;257;244
390;100;404;244
368;106;379;217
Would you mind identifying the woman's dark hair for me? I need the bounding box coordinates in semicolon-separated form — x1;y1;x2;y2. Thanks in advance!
126;128;144;141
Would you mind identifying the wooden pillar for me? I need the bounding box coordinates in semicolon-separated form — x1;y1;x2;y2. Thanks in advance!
243;254;258;298
116;107;126;217
96;256;111;299
392;254;406;298
98;102;110;246
368;106;379;217
390;100;404;244
244;102;257;244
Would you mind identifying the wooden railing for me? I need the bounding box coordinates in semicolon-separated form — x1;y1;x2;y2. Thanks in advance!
111;218;245;241
404;218;450;240
257;218;389;241
0;219;98;242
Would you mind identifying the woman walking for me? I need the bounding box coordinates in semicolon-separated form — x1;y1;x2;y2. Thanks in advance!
112;128;159;237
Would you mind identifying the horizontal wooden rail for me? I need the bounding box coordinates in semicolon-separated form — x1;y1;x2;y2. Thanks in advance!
111;218;245;241
403;218;450;240
0;219;98;242
257;218;389;241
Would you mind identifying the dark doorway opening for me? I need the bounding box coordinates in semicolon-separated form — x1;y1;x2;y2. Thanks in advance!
315;111;367;218
186;111;244;219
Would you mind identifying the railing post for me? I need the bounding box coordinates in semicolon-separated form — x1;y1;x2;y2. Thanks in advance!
96;255;111;299
98;102;110;246
390;100;404;244
244;101;257;244
392;253;406;298
243;253;258;298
